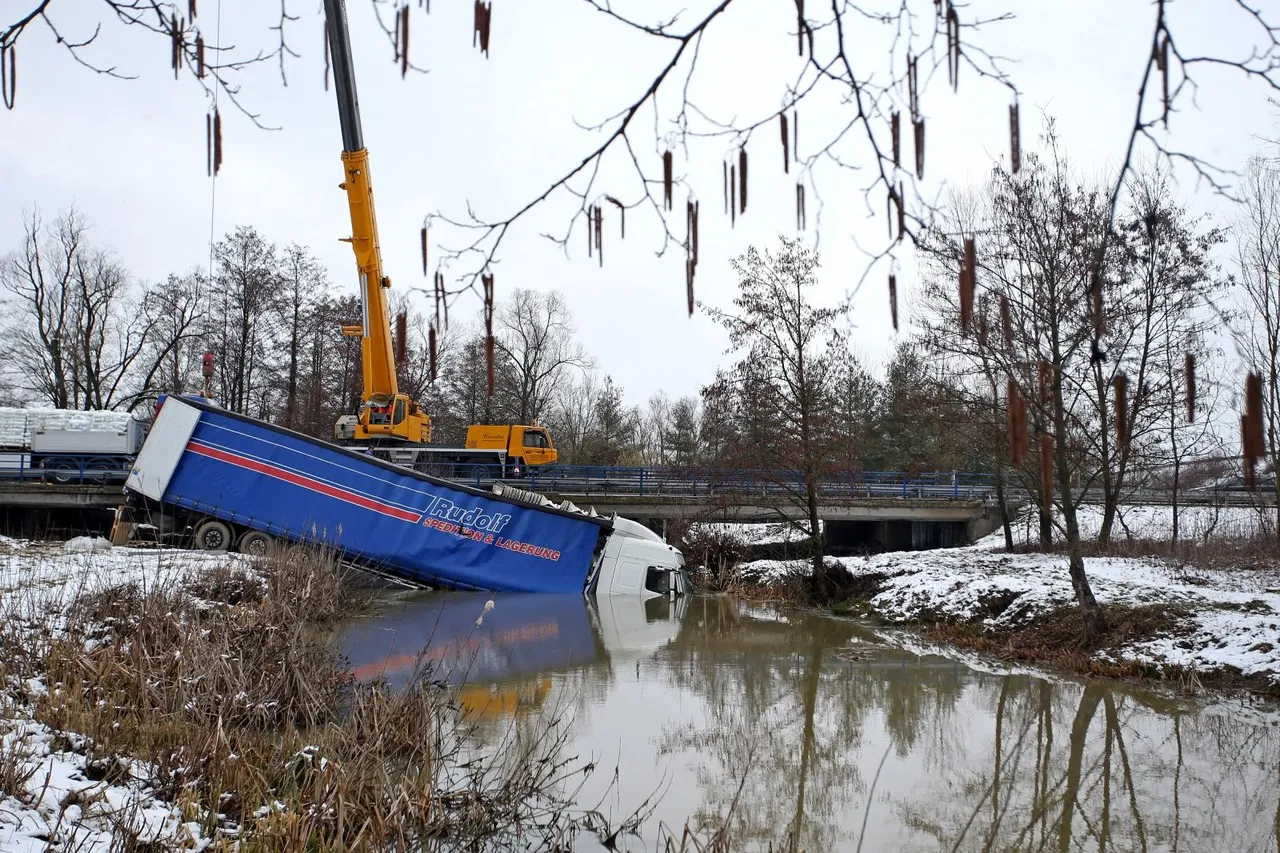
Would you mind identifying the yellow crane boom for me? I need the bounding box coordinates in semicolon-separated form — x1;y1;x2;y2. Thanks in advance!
324;0;429;444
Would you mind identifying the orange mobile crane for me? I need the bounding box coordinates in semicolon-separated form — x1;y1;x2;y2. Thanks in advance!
324;0;429;445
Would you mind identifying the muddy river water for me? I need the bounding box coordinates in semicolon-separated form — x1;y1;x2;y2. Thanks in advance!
339;591;1280;852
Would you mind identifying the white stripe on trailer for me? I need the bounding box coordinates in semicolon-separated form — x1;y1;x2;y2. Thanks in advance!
125;398;201;500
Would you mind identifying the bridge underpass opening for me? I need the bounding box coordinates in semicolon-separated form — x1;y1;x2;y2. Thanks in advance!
825;519;970;553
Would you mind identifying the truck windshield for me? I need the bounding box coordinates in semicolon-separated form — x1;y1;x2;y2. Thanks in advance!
523;430;549;448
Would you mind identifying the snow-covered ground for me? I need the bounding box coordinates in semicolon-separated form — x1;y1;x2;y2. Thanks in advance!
689;520;822;545
0;538;246;852
737;504;1280;686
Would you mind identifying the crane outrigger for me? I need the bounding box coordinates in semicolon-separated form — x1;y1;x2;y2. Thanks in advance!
323;0;430;445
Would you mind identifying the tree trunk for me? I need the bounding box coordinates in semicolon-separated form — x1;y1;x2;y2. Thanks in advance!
1039;504;1053;550
995;468;1013;549
1058;685;1103;853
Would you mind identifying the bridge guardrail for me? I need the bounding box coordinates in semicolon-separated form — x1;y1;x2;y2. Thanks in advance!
0;452;133;486
445;465;1000;501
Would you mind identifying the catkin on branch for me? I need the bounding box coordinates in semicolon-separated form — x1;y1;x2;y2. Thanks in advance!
196;36;205;78
1009;102;1021;173
1007;379;1025;467
213;108;222;175
1039;435;1053;512
730;164;737;227
723;160;728;215
606;195;625;239
898;184;906;239
189;0;197;19
1184;353;1196;422
913;117;925;179
205;113;212;177
907;55;919;117
394;312;407;367
796;0;804;56
663;149;674;210
1243;372;1264;489
739;146;748;214
891;111;901;169
473;1;492;56
793;110;799;162
482;273;495;396
1090;248;1106;339
999;294;1013;349
595;204;603;267
429;325;438;382
888;275;898;331
946;3;961;90
977;297;989;349
959;238;976;334
400;7;410;77
796;182;806;230
781;113;790;173
171;14;184;79
0;45;13;110
1113;373;1129;447
420;227;428;276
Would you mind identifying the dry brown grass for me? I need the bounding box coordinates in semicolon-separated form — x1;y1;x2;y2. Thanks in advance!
0;544;597;850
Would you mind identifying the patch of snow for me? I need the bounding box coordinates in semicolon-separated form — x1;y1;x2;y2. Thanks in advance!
0;718;208;853
687;521;821;546
64;536;112;554
739;538;1280;684
975;504;1269;550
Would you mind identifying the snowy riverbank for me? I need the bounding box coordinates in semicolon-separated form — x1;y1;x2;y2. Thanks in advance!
728;505;1280;689
0;539;242;852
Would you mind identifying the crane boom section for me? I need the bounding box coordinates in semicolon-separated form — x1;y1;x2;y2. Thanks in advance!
340;148;398;401
324;0;396;402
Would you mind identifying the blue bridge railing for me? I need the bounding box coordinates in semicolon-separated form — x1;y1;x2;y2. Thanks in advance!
0;452;133;485
443;464;998;501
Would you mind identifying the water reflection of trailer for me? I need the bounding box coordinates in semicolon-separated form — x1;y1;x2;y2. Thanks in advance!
341;591;687;697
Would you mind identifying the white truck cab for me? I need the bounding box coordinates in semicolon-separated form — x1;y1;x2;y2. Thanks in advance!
591;515;689;598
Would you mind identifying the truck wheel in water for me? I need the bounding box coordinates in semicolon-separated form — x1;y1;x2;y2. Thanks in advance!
237;530;274;557
194;519;232;551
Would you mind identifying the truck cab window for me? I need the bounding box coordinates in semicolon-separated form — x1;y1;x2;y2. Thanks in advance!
523;430;548;449
393;399;406;425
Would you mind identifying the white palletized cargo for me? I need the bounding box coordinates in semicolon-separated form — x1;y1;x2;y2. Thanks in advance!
0;407;139;451
31;419;145;455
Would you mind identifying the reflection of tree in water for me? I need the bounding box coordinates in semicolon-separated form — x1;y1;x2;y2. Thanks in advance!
899;676;1280;852
652;597;969;851
646;598;1280;851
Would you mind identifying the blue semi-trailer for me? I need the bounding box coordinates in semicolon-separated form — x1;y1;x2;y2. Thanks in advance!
122;396;687;596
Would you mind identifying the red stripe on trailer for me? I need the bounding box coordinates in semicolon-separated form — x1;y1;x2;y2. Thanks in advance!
187;441;424;523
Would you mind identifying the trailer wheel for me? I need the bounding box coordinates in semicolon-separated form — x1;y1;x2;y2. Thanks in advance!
194;519;232;551
237;530;274;557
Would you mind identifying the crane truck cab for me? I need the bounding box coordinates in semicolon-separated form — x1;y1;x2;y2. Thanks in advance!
353;393;429;444
465;424;558;469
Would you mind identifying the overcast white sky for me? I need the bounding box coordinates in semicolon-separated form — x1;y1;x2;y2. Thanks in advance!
2;0;1276;407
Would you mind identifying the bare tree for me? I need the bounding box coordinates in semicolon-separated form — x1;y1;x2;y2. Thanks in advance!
277;243;330;428
702;236;845;591
139;269;210;402
918;130;1114;631
208;225;282;416
0;207;83;407
1233;156;1280;536
493;288;588;425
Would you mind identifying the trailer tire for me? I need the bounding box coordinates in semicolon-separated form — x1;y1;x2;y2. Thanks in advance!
193;519;233;552
237;530;274;557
